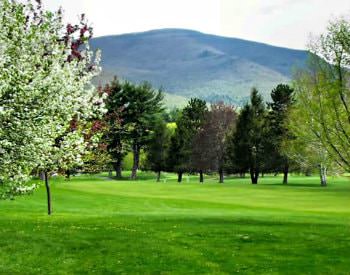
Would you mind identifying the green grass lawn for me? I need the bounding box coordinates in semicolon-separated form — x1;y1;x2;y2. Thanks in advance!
1;172;350;275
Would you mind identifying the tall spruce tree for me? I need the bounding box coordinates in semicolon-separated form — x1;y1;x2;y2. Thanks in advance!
104;78;126;178
166;131;186;183
265;84;294;184
166;98;208;182
227;88;266;184
144;117;171;182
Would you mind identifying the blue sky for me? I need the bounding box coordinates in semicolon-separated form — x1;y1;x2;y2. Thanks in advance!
45;0;350;49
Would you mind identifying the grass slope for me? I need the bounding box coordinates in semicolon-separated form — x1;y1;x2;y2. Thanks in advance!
1;173;350;274
163;93;188;109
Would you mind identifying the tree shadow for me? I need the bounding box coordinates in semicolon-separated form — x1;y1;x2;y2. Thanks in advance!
267;183;324;188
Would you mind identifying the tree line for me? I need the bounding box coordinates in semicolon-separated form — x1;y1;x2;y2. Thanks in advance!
88;78;295;185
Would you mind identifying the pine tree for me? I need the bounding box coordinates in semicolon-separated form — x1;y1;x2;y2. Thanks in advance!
145;117;171;182
122;82;164;180
265;84;294;184
166;98;208;182
104;78;126;178
227;88;266;184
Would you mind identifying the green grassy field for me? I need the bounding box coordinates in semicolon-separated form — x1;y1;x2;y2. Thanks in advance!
1;172;350;274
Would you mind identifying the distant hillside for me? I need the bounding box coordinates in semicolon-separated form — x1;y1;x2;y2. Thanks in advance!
91;29;308;106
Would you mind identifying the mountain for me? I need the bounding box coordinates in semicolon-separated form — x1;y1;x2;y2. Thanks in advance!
91;29;308;107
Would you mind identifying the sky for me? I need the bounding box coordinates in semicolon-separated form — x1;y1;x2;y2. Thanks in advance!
44;0;350;50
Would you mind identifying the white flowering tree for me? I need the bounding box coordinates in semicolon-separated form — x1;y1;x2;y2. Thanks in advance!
0;0;106;213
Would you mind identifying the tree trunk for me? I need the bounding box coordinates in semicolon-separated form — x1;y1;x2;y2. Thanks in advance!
113;159;123;178
250;168;259;184
156;170;161;182
108;169;112;177
283;162;289;184
177;171;183;183
44;172;52;215
65;170;71;180
239;172;245;178
305;169;312;177
131;144;140;180
219;169;224;183
199;170;204;183
116;164;122;179
261;172;265;178
39;172;45;180
320;164;327;186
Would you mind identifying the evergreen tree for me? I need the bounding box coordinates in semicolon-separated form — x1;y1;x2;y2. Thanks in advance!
144;117;171;182
265;84;294;184
191;124;211;183
104;79;164;179
122;82;164;180
227;88;266;184
166;131;185;182
166;98;208;182
104;78;126;178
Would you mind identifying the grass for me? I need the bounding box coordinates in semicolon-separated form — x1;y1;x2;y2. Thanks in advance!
1;172;350;274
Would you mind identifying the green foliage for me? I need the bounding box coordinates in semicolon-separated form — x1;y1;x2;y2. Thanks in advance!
144;118;171;177
166;122;177;134
226;89;266;183
82;144;112;174
289;16;350;176
103;77;127;174
120;81;164;146
166;98;208;174
103;78;164;178
122;152;133;170
264;84;295;175
122;151;146;171
162;108;181;123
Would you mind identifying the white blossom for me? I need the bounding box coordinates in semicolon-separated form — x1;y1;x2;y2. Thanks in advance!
0;0;104;196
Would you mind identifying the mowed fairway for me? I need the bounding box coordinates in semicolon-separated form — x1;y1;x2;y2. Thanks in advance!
1;173;350;275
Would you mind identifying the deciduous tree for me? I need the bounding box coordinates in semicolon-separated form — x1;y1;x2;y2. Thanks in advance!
0;0;104;213
191;102;237;183
293;16;350;172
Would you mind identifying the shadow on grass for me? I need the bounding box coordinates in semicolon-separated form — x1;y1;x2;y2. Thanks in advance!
107;174;160;182
267;183;323;188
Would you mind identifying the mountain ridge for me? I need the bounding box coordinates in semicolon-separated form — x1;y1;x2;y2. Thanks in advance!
91;28;309;106
94;28;306;52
